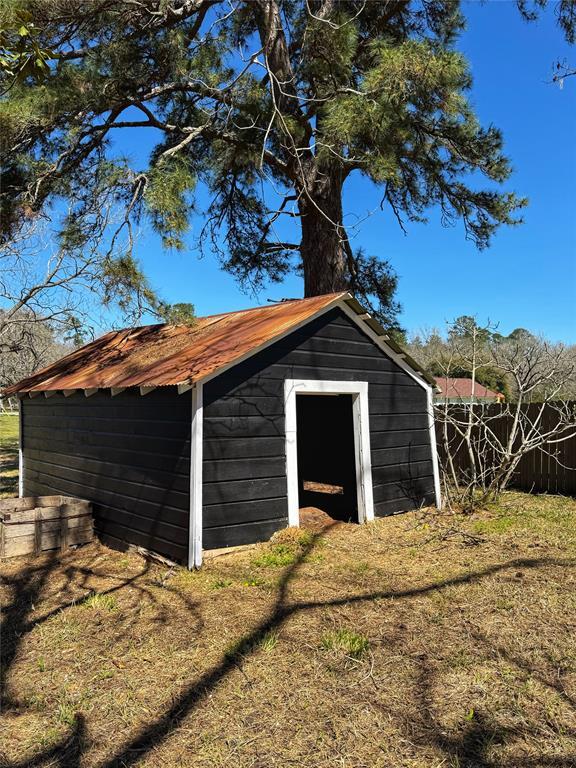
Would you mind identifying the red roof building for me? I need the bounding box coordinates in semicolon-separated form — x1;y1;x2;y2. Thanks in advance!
434;377;505;403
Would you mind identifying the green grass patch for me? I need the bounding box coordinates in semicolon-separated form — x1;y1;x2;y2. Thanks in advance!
209;578;233;590
293;529;314;547
56;701;77;726
349;560;371;575
171;568;200;588
81;593;118;611
225;629;279;660
252;544;298;568
472;515;516;535
241;575;268;587
258;630;279;652
304;551;325;563
0;412;19;452
477;492;576;552
320;628;370;659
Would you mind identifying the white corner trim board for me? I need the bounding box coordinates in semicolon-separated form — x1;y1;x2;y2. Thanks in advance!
284;379;375;527
188;382;204;569
18;399;24;498
426;387;443;510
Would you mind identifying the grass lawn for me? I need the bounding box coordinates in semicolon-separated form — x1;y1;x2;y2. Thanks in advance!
1;492;575;767
0;412;19;498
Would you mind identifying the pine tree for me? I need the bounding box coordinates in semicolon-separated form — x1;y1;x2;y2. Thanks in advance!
0;1;527;324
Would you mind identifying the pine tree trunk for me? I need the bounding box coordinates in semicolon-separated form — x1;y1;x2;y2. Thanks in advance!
299;168;350;297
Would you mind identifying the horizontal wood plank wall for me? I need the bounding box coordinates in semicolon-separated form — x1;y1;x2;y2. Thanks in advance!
203;308;435;549
21;389;191;563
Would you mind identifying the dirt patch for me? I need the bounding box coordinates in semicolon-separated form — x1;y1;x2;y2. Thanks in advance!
1;491;575;767
298;505;348;532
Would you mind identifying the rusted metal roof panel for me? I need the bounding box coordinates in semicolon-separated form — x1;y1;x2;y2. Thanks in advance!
3;291;435;396
3;293;348;395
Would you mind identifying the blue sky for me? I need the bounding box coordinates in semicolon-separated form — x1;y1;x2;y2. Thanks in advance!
112;1;576;342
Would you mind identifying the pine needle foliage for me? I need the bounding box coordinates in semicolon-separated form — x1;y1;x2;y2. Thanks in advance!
0;1;529;326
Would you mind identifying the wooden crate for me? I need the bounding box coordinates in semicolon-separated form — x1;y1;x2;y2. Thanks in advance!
0;496;93;559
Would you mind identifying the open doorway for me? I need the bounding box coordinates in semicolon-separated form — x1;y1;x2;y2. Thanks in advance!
284;380;374;528
296;394;358;522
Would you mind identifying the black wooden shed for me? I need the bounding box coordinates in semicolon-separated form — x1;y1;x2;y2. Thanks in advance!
4;292;441;567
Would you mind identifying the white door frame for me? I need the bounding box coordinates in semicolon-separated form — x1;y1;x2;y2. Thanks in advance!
284;379;374;527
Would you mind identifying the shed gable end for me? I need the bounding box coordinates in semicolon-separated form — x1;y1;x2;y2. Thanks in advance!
202;308;435;549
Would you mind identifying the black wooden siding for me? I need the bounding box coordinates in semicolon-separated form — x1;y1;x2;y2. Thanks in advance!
21;389;191;563
203;307;435;549
19;307;435;560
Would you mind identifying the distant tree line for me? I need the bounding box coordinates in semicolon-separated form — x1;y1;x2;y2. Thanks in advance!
408;316;576;402
0;310;71;408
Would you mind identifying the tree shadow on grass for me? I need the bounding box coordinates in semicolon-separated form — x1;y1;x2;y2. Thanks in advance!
471;629;576;729
2;528;576;768
0;547;201;712
414;650;511;768
1;549;63;709
1;714;87;768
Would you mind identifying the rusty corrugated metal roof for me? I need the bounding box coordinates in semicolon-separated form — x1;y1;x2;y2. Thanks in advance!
3;293;350;395
3;292;435;395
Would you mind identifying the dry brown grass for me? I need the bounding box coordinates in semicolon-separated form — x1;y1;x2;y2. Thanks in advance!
1;491;575;767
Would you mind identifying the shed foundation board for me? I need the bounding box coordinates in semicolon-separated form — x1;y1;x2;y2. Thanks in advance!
202;542;259;560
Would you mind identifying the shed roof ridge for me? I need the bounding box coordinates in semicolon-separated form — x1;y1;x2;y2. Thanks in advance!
194;292;346;322
103;292;348;336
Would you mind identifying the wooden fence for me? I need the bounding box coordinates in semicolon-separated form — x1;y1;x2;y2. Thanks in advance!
434;402;576;496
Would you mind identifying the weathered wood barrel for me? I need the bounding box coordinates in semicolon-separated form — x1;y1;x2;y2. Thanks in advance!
0;496;93;559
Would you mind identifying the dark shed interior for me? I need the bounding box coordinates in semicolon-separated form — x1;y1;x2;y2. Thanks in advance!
296;394;358;522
